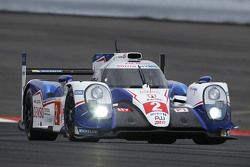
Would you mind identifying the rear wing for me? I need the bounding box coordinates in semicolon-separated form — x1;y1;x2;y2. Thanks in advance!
21;53;93;89
20;53;93;127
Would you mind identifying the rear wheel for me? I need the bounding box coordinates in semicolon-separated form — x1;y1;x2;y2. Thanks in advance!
24;89;58;141
64;87;99;142
193;137;226;145
148;137;176;144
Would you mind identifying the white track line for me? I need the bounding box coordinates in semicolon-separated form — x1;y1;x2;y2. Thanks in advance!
0;118;18;123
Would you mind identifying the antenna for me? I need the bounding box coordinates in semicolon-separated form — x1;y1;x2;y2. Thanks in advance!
115;40;120;53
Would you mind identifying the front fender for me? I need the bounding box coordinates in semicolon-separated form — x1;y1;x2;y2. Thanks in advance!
66;81;113;130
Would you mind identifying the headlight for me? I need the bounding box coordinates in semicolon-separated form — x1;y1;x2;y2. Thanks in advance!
204;85;227;120
208;107;222;120
85;84;112;119
208;87;220;100
91;86;103;99
93;105;109;118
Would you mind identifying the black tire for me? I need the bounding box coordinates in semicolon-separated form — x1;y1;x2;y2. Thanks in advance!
64;87;77;141
193;137;226;145
64;87;99;142
148;137;176;144
24;89;58;141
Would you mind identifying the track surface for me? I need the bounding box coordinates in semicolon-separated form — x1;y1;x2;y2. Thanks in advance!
0;12;250;167
0;123;249;167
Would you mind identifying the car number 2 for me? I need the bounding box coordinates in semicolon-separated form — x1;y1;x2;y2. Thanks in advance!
143;102;168;114
151;102;162;111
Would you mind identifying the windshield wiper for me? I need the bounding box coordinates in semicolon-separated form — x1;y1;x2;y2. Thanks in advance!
138;65;147;86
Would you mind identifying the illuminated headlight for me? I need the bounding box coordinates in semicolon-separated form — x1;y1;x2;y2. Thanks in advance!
94;105;109;118
85;84;112;119
208;107;222;120
208;87;220;100
204;85;228;120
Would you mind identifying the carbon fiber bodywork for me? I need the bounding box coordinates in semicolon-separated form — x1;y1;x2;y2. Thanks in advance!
108;101;213;140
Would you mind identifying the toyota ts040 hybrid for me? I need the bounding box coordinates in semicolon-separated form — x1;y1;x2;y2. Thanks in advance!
19;51;236;144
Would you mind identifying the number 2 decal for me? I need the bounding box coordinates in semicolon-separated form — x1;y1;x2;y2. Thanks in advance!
143;102;168;114
151;102;162;112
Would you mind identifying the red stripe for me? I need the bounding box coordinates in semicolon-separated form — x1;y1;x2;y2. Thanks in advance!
194;101;203;107
164;89;169;101
75;100;85;108
231;130;250;137
43;100;56;107
127;90;141;104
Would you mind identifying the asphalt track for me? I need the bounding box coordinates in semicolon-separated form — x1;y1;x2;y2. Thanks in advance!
0;12;250;167
0;123;249;167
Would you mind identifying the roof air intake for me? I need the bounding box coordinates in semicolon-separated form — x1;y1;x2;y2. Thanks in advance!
127;52;142;59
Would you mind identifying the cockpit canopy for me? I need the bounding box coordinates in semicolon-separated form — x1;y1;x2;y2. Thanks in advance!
101;68;167;88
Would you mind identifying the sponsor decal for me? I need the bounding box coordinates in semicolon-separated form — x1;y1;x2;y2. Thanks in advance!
78;129;97;135
155;120;166;125
190;87;197;95
174;108;189;113
34;99;42;105
155;115;165;120
74;90;84;95
140;90;160;94
117;107;131;112
147;94;157;98
143;101;168;114
33;107;50;118
152;113;167;125
54;101;61;125
33;90;56;119
150;112;167;116
41;70;63;73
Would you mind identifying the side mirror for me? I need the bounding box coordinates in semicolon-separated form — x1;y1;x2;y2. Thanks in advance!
58;75;73;83
198;76;212;83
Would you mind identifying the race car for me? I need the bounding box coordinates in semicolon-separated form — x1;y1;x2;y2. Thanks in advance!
19;51;236;144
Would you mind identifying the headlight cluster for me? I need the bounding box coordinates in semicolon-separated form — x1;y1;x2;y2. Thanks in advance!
85;84;112;119
204;86;227;120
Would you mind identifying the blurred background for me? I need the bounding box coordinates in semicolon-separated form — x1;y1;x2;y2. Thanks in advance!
1;0;250;24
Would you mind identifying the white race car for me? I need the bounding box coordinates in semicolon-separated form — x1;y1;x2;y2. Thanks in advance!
19;51;236;144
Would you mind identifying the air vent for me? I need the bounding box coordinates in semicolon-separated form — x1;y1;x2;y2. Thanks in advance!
127;52;142;59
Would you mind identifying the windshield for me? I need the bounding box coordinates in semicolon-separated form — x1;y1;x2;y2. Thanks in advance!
102;68;167;88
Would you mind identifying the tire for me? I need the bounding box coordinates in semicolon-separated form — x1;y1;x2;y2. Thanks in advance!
64;87;77;141
23;89;58;141
64;87;99;142
193;137;226;145
148;137;176;144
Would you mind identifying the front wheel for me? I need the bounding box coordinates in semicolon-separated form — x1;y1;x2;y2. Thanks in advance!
64;87;77;141
24;89;58;141
64;87;99;142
